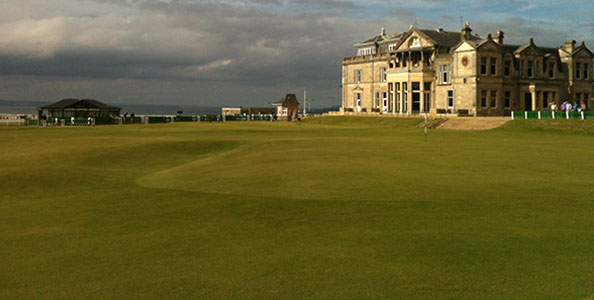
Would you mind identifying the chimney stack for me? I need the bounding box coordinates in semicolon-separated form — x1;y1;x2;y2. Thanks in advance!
493;29;504;45
564;40;576;53
381;27;386;35
461;21;472;40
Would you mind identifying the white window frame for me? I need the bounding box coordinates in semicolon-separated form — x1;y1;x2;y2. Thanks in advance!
354;70;362;83
355;93;361;112
447;90;454;108
380;67;387;82
439;65;450;85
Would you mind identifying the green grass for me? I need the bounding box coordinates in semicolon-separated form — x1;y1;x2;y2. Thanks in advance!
1;117;594;299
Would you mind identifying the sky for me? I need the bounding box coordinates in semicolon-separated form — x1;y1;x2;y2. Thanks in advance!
0;0;592;108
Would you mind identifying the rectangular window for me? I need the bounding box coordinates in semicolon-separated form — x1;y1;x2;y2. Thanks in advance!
584;63;589;80
527;61;533;78
585;94;590;105
447;90;454;108
396;83;401;110
490;90;497;108
490;57;497;75
382;92;388;111
504;91;511;108
549;62;555;78
355;93;361;110
376;92;380;108
439;65;450;84
403;82;408;111
424;93;431;112
576;63;581;79
424;82;432;91
380;67;387;82
481;90;487;108
354;70;361;83
481;57;488;75
543;92;549;108
576;93;581;103
504;60;511;77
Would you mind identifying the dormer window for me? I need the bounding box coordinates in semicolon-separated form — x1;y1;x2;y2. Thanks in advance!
527;60;534;78
549;62;555;78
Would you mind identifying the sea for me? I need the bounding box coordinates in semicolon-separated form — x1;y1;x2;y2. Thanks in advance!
0;100;221;116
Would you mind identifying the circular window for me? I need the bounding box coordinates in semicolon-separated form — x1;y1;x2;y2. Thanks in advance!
462;56;469;67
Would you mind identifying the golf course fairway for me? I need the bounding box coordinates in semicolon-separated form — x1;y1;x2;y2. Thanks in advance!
1;117;593;299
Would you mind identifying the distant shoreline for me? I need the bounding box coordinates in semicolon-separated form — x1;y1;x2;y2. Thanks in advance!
0;100;221;115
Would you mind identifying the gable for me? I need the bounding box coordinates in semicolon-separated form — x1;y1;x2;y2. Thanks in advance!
476;39;501;52
395;30;435;51
574;47;594;58
454;41;476;52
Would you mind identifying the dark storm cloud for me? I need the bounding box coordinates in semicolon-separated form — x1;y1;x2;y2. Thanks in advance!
0;0;591;107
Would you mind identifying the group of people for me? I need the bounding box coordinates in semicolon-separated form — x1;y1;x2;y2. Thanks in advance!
549;101;587;112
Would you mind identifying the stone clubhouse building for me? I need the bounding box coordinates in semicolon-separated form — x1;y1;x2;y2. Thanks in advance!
341;23;594;116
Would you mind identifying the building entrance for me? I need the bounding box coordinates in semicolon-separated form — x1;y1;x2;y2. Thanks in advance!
524;93;532;111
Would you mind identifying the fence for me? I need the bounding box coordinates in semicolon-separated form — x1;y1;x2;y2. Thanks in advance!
16;113;281;128
512;111;594;120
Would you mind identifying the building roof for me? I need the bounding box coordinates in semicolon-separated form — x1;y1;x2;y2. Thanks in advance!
273;94;300;106
354;28;403;48
40;99;120;110
418;29;480;49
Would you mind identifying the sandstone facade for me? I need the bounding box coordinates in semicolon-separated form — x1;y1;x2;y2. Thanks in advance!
341;24;594;116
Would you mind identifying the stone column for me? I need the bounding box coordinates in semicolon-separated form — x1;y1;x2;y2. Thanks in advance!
531;91;537;112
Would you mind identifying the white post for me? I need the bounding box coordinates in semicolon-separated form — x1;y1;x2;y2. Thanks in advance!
524;111;528;119
303;89;307;116
538;111;541;119
581;111;585;120
511;112;514;120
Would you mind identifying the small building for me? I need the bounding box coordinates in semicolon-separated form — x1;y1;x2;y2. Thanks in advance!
222;107;242;115
222;107;276;116
38;99;121;119
273;94;300;120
